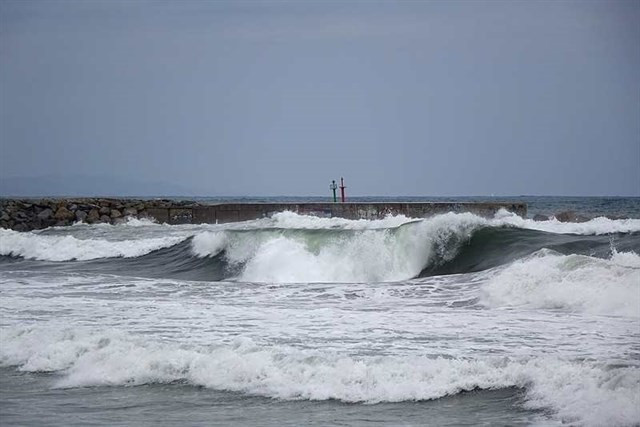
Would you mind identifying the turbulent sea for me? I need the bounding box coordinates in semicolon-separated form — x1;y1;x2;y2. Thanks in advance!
1;196;639;426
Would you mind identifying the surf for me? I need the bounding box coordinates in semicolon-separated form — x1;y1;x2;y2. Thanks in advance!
2;211;639;283
2;325;638;427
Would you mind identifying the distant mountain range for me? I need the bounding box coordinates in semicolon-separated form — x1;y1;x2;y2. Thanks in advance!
0;174;205;197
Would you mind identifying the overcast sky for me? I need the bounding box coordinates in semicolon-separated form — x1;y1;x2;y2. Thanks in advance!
1;0;638;196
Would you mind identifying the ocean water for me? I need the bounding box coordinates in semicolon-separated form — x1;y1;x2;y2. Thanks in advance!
1;196;639;426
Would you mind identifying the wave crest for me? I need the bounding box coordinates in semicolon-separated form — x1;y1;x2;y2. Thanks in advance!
2;211;639;282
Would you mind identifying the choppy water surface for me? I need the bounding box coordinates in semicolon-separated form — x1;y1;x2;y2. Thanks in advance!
1;197;639;426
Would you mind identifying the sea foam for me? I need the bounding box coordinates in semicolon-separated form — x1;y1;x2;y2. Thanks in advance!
2;211;638;271
492;209;640;235
1;326;638;427
480;249;640;317
188;211;640;283
0;228;185;261
190;212;485;283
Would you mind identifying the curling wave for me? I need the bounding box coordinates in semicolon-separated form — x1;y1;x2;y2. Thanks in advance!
1;212;639;283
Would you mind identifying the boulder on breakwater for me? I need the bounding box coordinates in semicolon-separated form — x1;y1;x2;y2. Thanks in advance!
0;198;199;231
554;210;591;223
534;210;628;223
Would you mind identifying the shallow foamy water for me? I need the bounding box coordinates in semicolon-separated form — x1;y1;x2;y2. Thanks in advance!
1;207;639;426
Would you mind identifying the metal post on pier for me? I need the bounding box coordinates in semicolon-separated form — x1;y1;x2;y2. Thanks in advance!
330;180;338;203
340;177;346;203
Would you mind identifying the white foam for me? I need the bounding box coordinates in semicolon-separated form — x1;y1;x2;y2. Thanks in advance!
262;209;640;235
187;212;484;283
3;210;638;268
492;209;640;235
191;231;228;257
121;217;159;227
1;326;638;427
241;212;640;284
256;211;418;230
0;228;185;261
182;210;640;283
235;232;405;283
58;216;157;229
480;249;640;317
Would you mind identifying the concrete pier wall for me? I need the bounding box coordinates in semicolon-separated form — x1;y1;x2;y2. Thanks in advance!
157;202;527;225
0;198;526;231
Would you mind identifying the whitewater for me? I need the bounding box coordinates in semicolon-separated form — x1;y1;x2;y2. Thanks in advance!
1;198;639;426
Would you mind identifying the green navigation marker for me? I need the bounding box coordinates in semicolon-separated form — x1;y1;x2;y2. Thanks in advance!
330;180;338;203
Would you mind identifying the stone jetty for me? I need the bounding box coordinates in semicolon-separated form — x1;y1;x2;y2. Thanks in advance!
0;198;184;231
0;198;528;232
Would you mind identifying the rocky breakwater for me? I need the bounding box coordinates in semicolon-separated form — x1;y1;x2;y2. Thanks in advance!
0;198;199;231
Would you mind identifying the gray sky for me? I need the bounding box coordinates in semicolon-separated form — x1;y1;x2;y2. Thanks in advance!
1;0;638;196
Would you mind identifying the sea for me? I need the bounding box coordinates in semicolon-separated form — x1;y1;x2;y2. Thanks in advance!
1;196;639;426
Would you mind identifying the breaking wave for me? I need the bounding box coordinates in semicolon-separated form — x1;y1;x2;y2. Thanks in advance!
0;229;185;261
1;212;639;283
1;326;638;427
480;249;640;317
190;213;483;282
